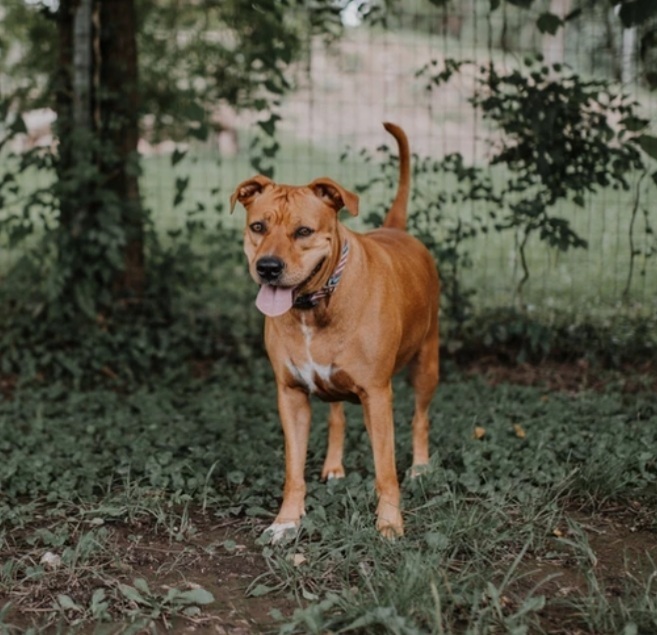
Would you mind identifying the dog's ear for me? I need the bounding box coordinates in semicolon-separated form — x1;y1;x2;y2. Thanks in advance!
230;175;273;213
308;178;359;217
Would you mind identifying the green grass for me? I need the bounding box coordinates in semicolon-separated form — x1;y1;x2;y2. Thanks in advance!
1;359;656;632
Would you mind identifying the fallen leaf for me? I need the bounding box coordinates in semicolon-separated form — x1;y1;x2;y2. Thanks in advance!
290;553;307;567
473;426;486;440
40;551;62;569
513;424;526;439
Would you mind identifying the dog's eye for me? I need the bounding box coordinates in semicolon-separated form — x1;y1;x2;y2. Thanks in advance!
250;221;266;234
295;226;314;238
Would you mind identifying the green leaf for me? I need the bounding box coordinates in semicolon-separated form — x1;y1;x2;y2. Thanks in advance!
517;594;546;616
257;114;281;137
171;148;188;167
91;588;106;605
176;588;214;605
223;539;237;552
537;12;563;35
118;583;148;605
74;282;97;320
618;0;657;28
620;116;648;132
133;578;151;595
637;134;657;160
183;101;205;123
57;594;82;612
10;115;27;135
174;176;190;207
564;7;582;22
249;584;277;597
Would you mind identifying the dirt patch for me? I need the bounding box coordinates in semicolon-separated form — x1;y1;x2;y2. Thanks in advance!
135;518;293;633
4;504;656;634
462;356;657;394
0;514;295;634
513;504;657;633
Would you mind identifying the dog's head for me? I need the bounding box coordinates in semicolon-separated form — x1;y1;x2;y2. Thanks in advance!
230;175;359;317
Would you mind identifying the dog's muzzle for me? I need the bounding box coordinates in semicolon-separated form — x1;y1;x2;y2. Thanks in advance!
256;256;285;283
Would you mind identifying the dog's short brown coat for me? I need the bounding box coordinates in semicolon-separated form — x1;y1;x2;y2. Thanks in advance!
231;123;439;540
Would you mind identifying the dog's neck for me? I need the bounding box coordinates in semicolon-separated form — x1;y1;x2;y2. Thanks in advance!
293;239;350;310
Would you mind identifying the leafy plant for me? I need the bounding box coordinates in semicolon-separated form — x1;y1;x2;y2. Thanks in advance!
116;578;214;621
0;0;348;387
404;56;657;334
471;56;655;295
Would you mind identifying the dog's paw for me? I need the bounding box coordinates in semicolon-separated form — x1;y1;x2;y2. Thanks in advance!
263;521;298;545
376;500;404;540
409;463;431;479
376;520;404;541
321;464;345;480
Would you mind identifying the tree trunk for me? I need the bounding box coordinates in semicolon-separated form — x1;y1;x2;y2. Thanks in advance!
98;0;144;302
55;0;76;229
55;0;144;315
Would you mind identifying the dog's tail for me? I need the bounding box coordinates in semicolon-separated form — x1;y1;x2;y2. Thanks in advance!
382;122;410;231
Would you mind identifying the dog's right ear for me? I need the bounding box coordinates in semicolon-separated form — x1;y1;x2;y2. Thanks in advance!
229;175;273;213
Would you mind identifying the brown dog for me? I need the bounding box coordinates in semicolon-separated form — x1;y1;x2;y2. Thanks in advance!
230;123;439;541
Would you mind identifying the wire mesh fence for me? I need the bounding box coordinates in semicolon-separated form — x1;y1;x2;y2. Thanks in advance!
2;1;656;322
138;1;656;318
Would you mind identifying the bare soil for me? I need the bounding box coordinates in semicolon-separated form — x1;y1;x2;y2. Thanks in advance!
464;357;657;394
2;515;294;634
5;503;657;634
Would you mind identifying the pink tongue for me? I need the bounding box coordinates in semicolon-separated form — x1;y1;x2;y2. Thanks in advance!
255;285;294;317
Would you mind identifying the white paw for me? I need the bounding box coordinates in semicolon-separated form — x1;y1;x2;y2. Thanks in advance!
264;521;298;544
409;463;431;479
326;471;345;480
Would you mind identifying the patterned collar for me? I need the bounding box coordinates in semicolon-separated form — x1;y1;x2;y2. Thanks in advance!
293;240;350;309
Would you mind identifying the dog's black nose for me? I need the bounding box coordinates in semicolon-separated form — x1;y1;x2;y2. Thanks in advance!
256;256;285;282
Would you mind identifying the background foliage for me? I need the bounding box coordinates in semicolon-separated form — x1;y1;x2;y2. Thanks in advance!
0;0;656;386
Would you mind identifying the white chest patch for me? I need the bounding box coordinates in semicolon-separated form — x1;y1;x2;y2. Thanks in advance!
286;317;334;393
287;359;333;393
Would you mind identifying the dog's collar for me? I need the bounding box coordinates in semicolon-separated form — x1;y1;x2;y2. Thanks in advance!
293;240;350;310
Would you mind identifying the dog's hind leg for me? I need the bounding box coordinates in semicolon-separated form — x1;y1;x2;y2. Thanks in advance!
321;402;346;480
362;383;403;537
408;327;439;475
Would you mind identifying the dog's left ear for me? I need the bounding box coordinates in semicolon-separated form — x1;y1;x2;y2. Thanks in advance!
230;175;273;213
308;178;359;217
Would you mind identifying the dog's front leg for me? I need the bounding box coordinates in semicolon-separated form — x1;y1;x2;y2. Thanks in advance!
361;384;403;538
321;402;346;480
266;383;311;543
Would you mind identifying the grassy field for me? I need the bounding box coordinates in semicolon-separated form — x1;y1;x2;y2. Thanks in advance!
1;358;656;633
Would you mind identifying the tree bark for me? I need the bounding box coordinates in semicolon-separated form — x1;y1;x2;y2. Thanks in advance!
55;0;144;311
98;0;144;302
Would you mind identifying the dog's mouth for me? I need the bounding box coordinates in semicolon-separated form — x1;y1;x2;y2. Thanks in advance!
256;258;326;317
